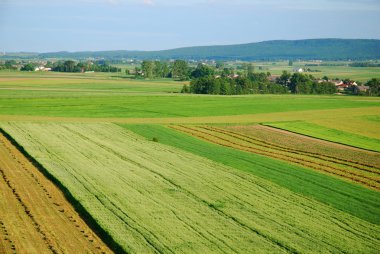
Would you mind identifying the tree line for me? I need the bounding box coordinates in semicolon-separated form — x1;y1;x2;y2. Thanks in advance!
136;60;191;80
185;70;337;95
51;60;121;73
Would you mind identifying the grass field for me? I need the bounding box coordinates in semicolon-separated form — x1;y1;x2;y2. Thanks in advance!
124;124;380;225
1;122;379;253
1;71;380;253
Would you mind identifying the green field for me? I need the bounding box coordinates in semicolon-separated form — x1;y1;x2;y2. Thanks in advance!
0;72;379;119
1;122;379;253
1;71;380;253
123;124;380;224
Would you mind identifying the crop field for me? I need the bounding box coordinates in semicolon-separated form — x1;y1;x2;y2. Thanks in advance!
0;122;379;253
124;124;380;224
0;131;111;253
0;71;380;253
168;125;380;190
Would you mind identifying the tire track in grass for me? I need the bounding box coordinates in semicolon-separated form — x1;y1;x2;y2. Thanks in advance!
172;125;379;190
60;124;248;254
4;123;379;253
60;124;239;254
58;125;175;254
34;133;162;254
62;124;278;254
62;124;299;254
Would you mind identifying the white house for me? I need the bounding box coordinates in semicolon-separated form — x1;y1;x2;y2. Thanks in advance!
34;66;51;71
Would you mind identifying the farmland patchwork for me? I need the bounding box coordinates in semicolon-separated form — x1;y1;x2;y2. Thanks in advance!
1;122;379;253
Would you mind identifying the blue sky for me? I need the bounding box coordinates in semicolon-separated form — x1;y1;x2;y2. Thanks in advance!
0;0;379;52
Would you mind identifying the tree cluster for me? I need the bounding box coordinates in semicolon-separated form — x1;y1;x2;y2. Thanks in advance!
139;60;170;79
185;71;338;95
277;71;336;94
349;62;380;67
51;60;121;73
20;63;37;71
187;73;287;95
0;60;18;70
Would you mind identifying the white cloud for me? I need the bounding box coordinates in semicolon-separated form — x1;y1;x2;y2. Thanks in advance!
105;0;122;5
142;0;154;6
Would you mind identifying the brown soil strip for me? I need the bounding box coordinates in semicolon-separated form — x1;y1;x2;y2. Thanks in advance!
205;126;380;173
171;125;380;190
226;125;380;167
0;133;113;254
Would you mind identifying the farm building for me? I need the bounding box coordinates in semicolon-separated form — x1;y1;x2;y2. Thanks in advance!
355;85;370;93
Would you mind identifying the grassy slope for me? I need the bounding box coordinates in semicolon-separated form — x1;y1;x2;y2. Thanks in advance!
123;124;380;225
1;122;379;253
266;121;380;152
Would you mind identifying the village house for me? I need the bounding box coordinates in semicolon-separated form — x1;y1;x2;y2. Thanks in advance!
34;66;51;71
355;85;370;93
293;68;304;73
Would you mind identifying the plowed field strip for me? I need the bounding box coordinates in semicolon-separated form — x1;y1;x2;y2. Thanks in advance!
171;125;379;190
188;125;380;182
0;132;112;254
208;126;380;173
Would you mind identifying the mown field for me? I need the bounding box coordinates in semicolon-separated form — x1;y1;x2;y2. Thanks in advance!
0;71;379;253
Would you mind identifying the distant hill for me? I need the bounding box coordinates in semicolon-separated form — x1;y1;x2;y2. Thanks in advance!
34;39;380;61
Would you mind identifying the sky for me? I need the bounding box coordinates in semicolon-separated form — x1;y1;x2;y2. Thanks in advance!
0;0;379;52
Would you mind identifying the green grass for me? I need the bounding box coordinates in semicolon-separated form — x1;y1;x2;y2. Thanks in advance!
1;122;379;253
266;121;380;152
123;124;380;225
1;72;380;119
1;93;379;118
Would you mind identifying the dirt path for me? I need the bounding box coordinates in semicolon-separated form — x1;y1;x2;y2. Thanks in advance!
0;133;113;254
